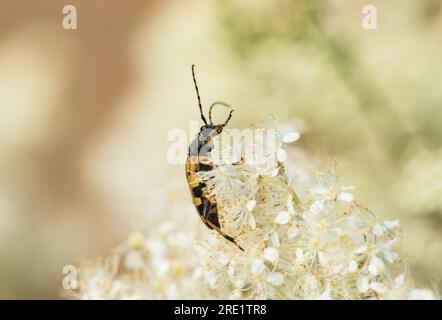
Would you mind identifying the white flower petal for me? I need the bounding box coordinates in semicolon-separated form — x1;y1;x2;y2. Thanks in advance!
265;272;284;286
275;211;290;225
357;276;370;293
246;200;256;211
384;220;400;230
348;260;358;273
152;258;170;277
124;251;144;271
251;259;265;276
270;168;279;177
373;220;400;236
248;214;256;230
282;132;300;143
263;247;279;263
192;267;203;280
337;192;353;203
373;224;386;236
146;239;166;256
287;225;298;239
353;246;368;255
394;274;405;287
309;200;324;215
271;232;280;248
368;256;385;276
382;248;399;264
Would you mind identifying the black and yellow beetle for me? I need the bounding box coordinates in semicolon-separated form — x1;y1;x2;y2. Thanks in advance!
185;65;244;251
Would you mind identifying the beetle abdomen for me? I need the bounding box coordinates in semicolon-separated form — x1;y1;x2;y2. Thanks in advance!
185;155;222;230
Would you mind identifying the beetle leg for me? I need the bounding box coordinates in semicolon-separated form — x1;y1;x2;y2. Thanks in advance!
201;199;244;251
232;157;244;166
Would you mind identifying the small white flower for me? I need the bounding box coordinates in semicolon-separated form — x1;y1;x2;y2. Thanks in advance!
276;149;287;162
373;220;400;236
373;224;386;236
337;192;353;203
251;259;265;276
265;272;284;286
128;232;145;249
282;132;300;143
275;211;290;225
263;247;279;263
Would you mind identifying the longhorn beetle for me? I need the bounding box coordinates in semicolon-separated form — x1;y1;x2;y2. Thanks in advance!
185;65;244;251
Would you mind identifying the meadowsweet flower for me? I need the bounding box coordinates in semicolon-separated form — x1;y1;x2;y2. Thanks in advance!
67;126;436;300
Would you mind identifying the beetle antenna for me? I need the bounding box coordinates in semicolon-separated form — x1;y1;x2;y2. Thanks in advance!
191;64;207;125
209;101;233;125
223;109;234;126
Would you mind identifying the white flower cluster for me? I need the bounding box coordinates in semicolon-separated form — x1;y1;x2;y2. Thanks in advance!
68;225;205;299
68;128;436;300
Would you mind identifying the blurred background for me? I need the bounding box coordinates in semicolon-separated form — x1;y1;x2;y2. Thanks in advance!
0;0;441;298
